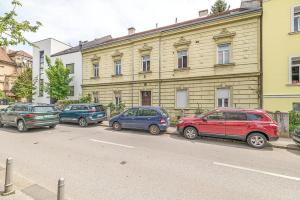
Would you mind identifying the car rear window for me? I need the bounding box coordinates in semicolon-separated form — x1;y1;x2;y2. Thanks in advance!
247;113;263;121
160;108;169;117
91;105;105;112
33;106;56;112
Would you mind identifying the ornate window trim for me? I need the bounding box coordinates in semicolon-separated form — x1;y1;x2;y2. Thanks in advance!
139;43;153;56
173;37;191;50
111;50;123;61
213;28;236;44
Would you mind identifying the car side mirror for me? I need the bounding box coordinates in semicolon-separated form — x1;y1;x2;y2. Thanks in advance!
202;117;207;122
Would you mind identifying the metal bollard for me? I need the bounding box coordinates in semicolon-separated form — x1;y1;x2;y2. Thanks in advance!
2;157;15;196
57;178;65;200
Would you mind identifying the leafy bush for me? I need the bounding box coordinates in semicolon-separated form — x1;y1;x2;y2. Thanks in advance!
289;111;300;132
107;102;125;117
80;95;92;103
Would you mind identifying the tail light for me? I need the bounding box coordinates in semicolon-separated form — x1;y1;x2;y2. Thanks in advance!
160;118;166;124
24;114;35;118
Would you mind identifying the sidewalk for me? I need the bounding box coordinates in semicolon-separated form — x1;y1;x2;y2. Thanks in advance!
100;121;300;151
0;164;57;200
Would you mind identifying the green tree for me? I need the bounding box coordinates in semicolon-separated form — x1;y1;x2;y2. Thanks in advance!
210;0;230;15
11;67;35;101
0;0;42;46
45;56;72;102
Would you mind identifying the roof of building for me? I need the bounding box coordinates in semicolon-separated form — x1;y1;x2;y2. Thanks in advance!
83;7;261;51
8;50;32;59
51;35;113;57
0;47;15;64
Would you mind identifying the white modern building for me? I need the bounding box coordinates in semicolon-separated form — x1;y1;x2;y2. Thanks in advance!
32;38;83;103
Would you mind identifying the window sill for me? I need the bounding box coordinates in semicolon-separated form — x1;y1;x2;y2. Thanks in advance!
288;31;300;35
90;77;100;80
214;63;236;68
286;83;300;86
112;74;123;77
174;108;190;110
139;71;152;74
174;67;190;72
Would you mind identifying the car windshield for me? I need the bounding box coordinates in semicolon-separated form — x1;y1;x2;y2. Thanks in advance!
91;105;105;112
32;106;56;113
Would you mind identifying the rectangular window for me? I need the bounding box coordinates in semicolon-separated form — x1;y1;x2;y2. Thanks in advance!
293;103;300;112
93;64;99;77
115;60;122;75
225;112;247;121
39;79;44;97
115;92;121;106
69;86;74;96
39;51;44;69
217;44;230;64
92;91;99;103
142;55;150;72
66;63;75;74
291;57;300;84
293;6;300;32
176;89;188;108
141;91;151;106
217;88;230;108
177;50;188;68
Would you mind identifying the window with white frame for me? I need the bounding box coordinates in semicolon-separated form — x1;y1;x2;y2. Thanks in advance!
293;103;300;111
66;63;75;74
93;63;99;77
291;57;300;84
217;88;230;108
115;60;122;75
92;91;99;103
217;44;230;65
176;89;188;108
177;50;188;68
115;92;121;106
142;55;150;72
293;6;300;32
69;86;75;96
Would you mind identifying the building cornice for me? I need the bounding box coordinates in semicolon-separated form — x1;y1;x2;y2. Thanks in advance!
82;72;260;88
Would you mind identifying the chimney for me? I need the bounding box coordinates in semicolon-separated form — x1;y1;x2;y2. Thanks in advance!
199;9;208;18
79;41;83;50
240;0;261;9
128;27;136;35
175;17;178;24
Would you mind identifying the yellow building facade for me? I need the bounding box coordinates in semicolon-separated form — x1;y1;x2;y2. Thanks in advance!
263;0;300;112
82;7;262;118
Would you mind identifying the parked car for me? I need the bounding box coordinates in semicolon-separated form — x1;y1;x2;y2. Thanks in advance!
59;103;106;127
292;127;300;146
177;108;279;148
0;103;59;132
109;106;170;135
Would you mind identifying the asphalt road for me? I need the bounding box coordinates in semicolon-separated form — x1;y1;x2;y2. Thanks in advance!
0;124;299;200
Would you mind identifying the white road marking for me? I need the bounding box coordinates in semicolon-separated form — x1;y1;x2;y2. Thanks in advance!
213;162;300;181
89;139;135;149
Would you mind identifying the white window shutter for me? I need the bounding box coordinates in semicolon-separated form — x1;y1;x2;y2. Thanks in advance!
176;90;188;108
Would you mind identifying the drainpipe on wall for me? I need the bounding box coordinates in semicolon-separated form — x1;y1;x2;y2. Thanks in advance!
259;3;263;109
158;35;162;106
131;43;134;108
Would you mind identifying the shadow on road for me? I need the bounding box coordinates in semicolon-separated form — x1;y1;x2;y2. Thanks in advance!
286;145;300;156
0;126;51;134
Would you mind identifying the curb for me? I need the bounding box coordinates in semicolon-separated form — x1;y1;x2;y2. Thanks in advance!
99;123;300;151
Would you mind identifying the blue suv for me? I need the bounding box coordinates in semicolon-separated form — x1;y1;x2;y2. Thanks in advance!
59;104;106;127
109;106;170;135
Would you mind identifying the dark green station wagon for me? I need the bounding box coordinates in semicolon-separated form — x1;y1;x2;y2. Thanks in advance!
0;103;60;132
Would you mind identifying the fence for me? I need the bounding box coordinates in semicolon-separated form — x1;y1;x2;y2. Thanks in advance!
268;112;290;137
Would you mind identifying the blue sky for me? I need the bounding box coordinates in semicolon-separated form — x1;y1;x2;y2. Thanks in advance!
0;0;241;54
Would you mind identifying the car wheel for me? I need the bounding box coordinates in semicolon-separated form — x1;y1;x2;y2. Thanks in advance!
78;118;88;127
247;133;267;149
149;125;160;135
17;120;27;132
112;122;121;131
183;126;198;140
49;125;56;129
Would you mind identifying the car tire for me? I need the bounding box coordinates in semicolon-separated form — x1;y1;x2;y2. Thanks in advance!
112;122;121;131
78;117;88;127
183;126;198;140
17;120;27;132
247;132;267;149
49;125;56;129
149;125;160;135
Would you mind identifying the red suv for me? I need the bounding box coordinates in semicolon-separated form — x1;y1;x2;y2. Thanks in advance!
177;109;279;148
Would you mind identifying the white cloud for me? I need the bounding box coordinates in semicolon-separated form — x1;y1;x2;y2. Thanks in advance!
0;0;241;53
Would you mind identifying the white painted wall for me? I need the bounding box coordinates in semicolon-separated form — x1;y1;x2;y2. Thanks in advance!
32;38;82;104
52;51;82;101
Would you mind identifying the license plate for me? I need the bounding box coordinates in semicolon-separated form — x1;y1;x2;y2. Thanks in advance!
97;114;103;117
36;115;56;120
